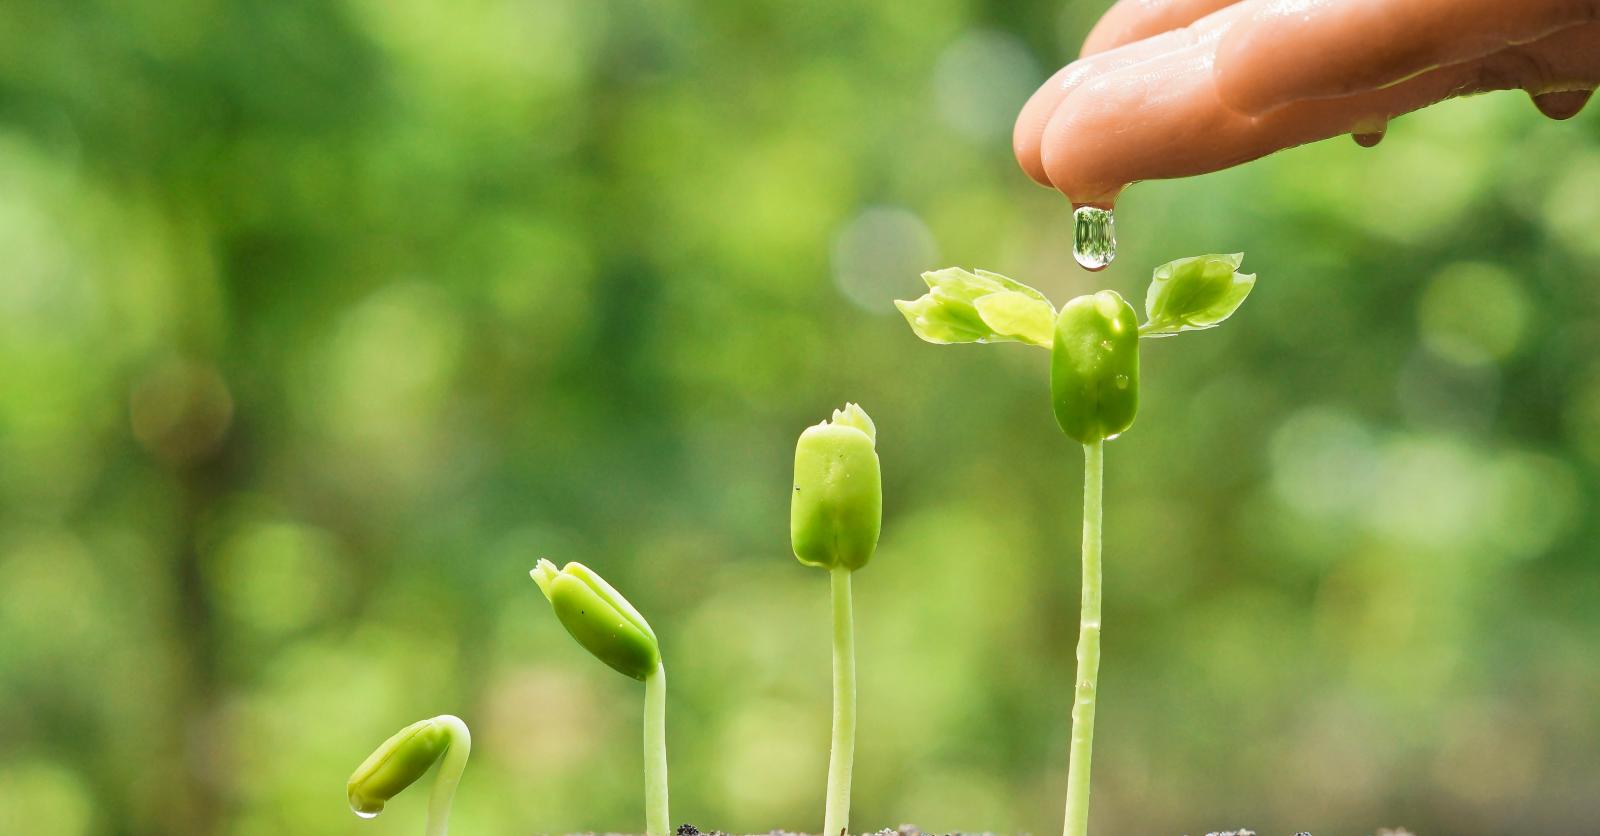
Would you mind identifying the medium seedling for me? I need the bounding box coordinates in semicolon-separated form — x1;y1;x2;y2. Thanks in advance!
347;714;473;836
897;254;1257;836
791;403;883;836
531;559;670;836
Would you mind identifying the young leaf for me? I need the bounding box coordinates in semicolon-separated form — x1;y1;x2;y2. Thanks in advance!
1140;253;1255;337
895;267;1055;348
974;291;1056;348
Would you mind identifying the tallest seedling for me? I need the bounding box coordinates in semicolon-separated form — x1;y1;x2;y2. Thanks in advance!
897;254;1256;836
792;403;882;836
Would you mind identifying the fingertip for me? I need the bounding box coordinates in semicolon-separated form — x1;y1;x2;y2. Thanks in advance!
1014;63;1098;188
1013;96;1056;187
1038;78;1132;206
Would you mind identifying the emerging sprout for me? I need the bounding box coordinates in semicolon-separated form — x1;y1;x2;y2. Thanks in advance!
531;559;670;836
347;715;472;836
791;402;883;836
792;402;883;572
897;255;1256;836
531;558;660;680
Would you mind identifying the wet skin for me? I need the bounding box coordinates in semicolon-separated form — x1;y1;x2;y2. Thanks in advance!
1014;0;1600;207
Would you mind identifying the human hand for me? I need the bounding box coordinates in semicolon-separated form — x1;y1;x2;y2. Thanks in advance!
1014;0;1600;207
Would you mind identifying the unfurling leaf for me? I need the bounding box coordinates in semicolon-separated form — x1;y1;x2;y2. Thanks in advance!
1141;253;1255;337
895;267;1055;348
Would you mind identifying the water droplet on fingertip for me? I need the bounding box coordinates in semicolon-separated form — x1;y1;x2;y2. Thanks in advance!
1531;89;1595;121
1072;205;1115;271
1350;115;1387;148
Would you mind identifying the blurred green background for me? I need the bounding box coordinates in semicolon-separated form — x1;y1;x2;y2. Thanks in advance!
2;2;1599;835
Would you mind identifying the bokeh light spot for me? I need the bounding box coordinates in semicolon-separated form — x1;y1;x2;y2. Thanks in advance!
1416;261;1531;366
0;760;95;836
831;206;937;314
932;29;1041;143
129;357;234;464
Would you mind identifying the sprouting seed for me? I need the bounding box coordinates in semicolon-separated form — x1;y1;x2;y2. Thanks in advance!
531;559;670;836
791;402;883;836
347;715;472;836
896;254;1256;836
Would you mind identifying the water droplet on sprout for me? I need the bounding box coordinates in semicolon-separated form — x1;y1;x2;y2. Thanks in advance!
353;809;380;820
1073;205;1115;271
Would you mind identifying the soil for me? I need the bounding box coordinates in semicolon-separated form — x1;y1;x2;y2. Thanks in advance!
661;824;1418;836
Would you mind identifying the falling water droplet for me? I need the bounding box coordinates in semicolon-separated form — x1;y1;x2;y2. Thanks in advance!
1073;205;1115;271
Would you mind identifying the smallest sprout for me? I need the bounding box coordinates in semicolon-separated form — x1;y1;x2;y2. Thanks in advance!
347;715;471;836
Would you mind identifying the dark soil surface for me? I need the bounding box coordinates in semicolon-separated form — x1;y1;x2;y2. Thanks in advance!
659;824;1417;836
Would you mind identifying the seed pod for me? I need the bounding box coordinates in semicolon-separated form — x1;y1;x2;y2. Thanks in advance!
791;403;882;571
347;715;467;817
1051;290;1139;443
531;559;661;680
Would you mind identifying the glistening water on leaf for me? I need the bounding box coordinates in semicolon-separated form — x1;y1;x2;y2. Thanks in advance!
531;559;670;836
347;715;472;836
896;254;1256;836
791;402;883;836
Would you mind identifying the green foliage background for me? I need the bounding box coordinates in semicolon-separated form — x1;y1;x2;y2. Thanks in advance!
2;2;1598;834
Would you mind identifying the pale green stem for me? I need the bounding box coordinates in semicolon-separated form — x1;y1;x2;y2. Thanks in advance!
823;566;857;836
1063;440;1103;836
425;715;472;836
644;663;670;836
